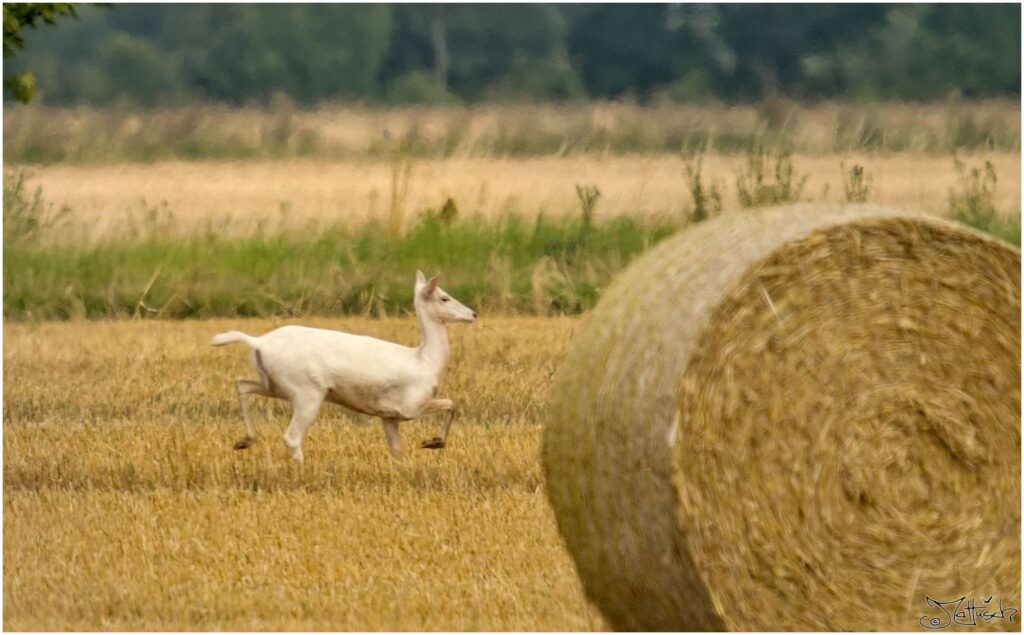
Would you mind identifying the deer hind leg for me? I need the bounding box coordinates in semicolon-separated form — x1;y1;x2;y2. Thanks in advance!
381;418;404;459
282;389;325;463
418;398;456;450
233;377;271;450
234;348;281;450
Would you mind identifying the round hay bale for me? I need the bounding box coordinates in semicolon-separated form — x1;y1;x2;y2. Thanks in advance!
543;204;1020;631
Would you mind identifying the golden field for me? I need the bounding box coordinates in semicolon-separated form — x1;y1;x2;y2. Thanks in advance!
12;152;1022;239
3;316;609;631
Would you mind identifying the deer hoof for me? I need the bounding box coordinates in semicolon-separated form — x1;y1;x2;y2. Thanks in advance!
234;436;255;450
420;437;446;450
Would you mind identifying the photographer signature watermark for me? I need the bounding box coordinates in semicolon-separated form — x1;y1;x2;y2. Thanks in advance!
920;596;1017;629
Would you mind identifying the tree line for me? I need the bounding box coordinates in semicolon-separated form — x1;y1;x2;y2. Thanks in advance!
6;3;1021;106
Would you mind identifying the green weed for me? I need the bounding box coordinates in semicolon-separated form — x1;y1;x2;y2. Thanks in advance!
842;163;872;203
683;157;723;223
736;147;808;208
2;171;70;243
947;158;1020;245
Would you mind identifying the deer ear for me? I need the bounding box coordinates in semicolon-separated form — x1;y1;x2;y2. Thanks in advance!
415;270;426;286
422;275;439;297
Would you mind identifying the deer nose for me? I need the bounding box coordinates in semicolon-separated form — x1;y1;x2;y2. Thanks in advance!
472;311;478;319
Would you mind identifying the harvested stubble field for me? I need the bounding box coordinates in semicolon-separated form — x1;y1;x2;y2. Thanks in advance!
14;153;1022;239
3;316;607;631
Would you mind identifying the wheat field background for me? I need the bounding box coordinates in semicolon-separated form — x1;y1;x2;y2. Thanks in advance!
18;153;1022;240
3;316;610;631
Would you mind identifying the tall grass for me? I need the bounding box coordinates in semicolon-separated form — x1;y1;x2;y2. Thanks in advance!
5;99;1020;164
2;171;70;243
3;208;678;320
5;149;1018;321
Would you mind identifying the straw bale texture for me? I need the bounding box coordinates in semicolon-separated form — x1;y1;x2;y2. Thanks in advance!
543;204;1021;631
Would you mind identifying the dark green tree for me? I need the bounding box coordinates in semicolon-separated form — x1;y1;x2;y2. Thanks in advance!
383;4;580;102
174;5;392;105
567;5;679;98
378;5;450;102
714;4;887;99
867;4;1020;98
3;2;79;102
4;4;1021;105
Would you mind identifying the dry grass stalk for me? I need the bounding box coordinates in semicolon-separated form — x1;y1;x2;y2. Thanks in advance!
387;154;414;237
543;204;1021;630
5;100;1020;162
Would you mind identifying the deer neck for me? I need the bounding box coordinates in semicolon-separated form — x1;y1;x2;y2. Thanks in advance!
416;303;450;376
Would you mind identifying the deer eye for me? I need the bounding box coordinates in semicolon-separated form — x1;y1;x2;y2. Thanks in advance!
441;297;451;303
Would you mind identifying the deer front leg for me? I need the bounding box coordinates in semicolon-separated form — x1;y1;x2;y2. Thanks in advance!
282;389;325;463
418;398;455;450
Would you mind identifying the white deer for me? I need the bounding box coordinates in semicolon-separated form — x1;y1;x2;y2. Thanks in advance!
210;271;476;462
